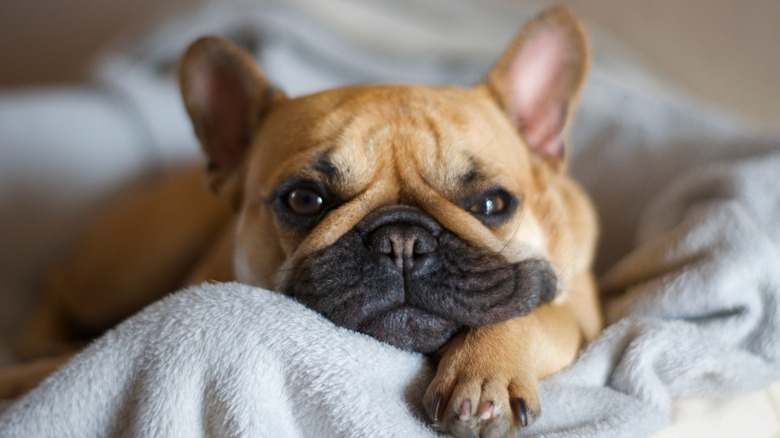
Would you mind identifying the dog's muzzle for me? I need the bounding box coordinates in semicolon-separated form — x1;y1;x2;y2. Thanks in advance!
285;205;557;353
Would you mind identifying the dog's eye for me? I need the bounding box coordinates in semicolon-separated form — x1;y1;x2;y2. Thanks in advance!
469;193;507;216
463;189;518;225
286;188;324;215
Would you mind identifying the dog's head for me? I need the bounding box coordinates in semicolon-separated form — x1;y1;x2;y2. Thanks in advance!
179;8;595;353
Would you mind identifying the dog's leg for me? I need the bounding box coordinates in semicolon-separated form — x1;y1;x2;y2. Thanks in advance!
183;219;236;286
16;165;231;360
424;296;590;438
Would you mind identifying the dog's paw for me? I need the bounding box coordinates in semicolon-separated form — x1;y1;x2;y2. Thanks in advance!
423;338;540;438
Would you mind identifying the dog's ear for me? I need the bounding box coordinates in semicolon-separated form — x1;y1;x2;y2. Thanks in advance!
485;8;589;170
179;36;285;203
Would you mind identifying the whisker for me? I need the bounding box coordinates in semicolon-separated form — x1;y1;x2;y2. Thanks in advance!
496;206;526;257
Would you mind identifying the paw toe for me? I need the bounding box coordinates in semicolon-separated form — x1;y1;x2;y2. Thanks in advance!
481;417;511;438
448;419;478;438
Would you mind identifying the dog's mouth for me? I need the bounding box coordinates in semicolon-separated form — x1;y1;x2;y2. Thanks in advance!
281;206;557;354
357;305;459;353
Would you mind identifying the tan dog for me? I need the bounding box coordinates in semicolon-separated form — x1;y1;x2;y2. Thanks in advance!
3;8;601;437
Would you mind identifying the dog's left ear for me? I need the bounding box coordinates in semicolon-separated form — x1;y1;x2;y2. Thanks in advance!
485;8;589;170
179;37;286;205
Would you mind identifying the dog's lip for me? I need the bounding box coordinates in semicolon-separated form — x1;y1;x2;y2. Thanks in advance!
363;303;433;321
357;303;453;332
358;304;421;327
392;303;415;311
356;303;461;353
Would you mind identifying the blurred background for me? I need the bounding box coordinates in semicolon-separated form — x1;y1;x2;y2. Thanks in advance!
2;0;778;131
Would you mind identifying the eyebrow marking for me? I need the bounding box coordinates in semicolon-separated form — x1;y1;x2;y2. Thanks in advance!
312;148;341;185
460;155;487;186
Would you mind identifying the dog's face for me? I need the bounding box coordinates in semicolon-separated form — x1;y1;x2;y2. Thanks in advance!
180;9;595;353
235;86;561;354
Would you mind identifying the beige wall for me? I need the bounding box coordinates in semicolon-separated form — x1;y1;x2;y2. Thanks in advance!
0;0;201;85
554;0;780;132
0;0;778;131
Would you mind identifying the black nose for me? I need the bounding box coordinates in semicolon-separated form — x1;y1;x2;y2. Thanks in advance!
359;206;442;274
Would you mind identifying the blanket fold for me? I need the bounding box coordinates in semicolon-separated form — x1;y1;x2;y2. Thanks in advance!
0;284;437;437
527;152;780;437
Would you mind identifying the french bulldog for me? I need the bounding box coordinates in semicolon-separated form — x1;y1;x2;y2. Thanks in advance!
4;7;601;438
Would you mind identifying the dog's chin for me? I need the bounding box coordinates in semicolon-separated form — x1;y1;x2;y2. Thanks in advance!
357;305;461;354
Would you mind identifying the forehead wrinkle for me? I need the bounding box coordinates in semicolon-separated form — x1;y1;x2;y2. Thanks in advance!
327;143;378;199
403;111;488;198
386;115;431;203
422;113;443;160
303;85;500;205
308;102;394;199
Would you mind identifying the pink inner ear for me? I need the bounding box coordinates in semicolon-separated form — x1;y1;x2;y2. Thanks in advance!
192;61;250;172
508;27;573;158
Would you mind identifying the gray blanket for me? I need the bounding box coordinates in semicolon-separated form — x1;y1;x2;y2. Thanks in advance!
2;0;779;436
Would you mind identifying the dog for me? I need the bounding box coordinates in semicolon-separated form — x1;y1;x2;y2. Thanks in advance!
2;8;601;438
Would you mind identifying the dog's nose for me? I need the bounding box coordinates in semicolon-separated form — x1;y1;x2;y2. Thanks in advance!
358;205;441;274
366;225;436;272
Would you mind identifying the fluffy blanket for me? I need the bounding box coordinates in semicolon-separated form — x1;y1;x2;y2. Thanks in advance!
2;0;780;436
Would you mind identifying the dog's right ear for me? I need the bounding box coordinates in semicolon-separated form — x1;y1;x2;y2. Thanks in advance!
179;37;285;205
484;8;589;172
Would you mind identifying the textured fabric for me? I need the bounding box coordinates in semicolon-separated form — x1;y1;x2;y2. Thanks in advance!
530;152;780;437
0;284;436;437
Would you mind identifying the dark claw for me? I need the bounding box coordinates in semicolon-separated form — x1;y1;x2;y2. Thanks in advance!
431;392;444;422
512;398;528;427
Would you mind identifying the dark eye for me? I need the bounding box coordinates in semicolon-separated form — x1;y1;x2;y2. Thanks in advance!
462;189;518;225
470;193;507;216
286;187;324;215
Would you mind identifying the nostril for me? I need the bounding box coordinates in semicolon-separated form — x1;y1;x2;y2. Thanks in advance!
366;225;437;272
409;253;435;276
370;232;393;255
370;250;399;271
413;231;436;255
